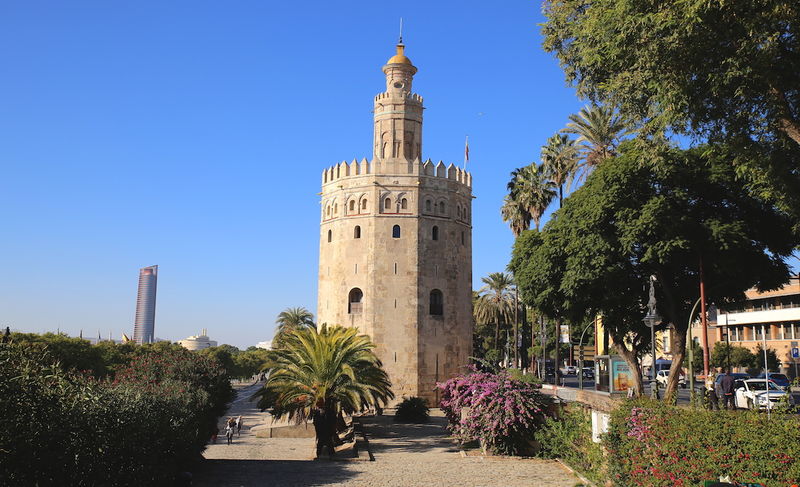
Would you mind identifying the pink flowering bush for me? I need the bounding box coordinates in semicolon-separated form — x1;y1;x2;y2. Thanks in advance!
437;368;551;455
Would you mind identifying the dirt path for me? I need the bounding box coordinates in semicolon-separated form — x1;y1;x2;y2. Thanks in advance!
194;387;581;487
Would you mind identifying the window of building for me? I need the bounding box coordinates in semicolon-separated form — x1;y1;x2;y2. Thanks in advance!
327;229;332;243
432;226;439;241
430;289;443;316
461;231;465;245
354;226;361;239
425;199;432;212
755;324;765;341
326;205;331;217
361;199;368;211
349;200;355;212
401;198;408;210
384;198;391;210
392;225;401;238
348;288;363;314
730;326;742;341
334;203;338;215
439;201;445;214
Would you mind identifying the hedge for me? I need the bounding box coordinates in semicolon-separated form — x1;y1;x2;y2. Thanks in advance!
0;343;233;486
606;399;800;486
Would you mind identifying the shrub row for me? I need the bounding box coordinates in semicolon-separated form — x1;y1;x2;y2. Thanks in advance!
0;343;234;486
606;399;800;486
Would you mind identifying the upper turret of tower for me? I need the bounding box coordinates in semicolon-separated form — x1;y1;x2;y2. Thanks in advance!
383;41;417;94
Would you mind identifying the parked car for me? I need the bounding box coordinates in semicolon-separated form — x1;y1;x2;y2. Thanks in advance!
561;365;577;375
754;373;791;391
655;370;686;388
581;367;594;380
734;379;794;410
715;373;750;396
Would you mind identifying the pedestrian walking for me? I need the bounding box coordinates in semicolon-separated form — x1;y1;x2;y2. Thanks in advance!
225;418;235;445
719;370;736;410
236;415;243;437
706;371;719;410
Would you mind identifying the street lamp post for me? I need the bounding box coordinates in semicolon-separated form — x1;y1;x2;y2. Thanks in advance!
644;275;661;399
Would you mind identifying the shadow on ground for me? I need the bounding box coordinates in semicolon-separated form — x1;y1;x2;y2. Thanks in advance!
192;459;360;487
359;415;461;456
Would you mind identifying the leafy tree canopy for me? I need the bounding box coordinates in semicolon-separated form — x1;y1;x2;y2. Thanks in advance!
542;1;800;146
510;142;797;397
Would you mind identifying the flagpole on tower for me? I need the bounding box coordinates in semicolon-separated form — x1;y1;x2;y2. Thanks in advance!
463;135;470;170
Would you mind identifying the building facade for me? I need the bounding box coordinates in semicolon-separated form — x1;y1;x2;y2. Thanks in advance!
317;40;473;404
179;329;218;351
133;265;158;344
700;276;800;377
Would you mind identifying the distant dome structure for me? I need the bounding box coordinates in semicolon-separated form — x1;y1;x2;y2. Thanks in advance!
179;329;217;351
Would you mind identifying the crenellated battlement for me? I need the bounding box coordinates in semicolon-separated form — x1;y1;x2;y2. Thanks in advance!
373;92;423;103
321;157;472;187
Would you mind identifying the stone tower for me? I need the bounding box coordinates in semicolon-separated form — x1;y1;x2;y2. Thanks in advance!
317;39;473;404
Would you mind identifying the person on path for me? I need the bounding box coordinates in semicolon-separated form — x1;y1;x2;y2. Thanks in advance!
210;425;219;443
225;417;235;445
236;415;243;437
719;370;736;410
706;371;719;410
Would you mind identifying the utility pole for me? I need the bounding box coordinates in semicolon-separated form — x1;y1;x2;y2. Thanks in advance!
699;257;710;377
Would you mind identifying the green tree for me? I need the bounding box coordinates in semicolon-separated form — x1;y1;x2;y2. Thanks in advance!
473;272;516;354
273;307;315;349
710;342;757;371
541;1;800;147
562;105;629;179
506;164;556;231
500;194;529;237
754;344;781;372
198;344;239;375
253;325;393;457
541;133;580;208
510;143;797;399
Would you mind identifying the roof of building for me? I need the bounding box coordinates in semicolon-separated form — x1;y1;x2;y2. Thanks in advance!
387;43;413;66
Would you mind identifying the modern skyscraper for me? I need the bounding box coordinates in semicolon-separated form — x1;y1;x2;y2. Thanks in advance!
317;40;473;404
133;265;158;344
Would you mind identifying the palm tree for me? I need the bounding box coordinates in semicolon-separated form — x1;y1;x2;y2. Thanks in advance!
505;164;556;231
253;325;393;457
273;307;315;349
541;133;580;208
500;195;529;237
473;272;516;354
562;104;629;180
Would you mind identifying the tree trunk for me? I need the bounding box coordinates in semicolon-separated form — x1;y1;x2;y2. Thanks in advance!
614;341;645;396
663;326;687;403
769;86;800;146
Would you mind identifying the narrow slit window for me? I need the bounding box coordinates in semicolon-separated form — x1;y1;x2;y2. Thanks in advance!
327;229;332;243
430;289;443;316
401;198;408;210
432;226;439;241
425;200;432;212
354;225;361;239
439;201;445;214
361;199;367;210
392;225;401;238
384;198;391;210
349;200;355;212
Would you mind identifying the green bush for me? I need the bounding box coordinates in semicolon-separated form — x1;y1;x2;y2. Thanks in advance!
394;396;430;423
534;405;606;484
0;342;234;486
606;398;800;486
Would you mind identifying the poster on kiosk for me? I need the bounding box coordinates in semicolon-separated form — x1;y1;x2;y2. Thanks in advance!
595;355;632;394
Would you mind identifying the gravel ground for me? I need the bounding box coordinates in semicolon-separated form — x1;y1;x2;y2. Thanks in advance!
194;383;582;487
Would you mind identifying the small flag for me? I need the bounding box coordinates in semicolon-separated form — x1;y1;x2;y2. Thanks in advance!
464;136;470;163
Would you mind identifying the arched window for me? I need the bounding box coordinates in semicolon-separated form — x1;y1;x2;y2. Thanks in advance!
354;225;361;239
425;199;432;212
439;201;446;214
384;198;391;210
349;200;355;212
430;289;443;316
432;226;439;241
348;288;363;314
327;229;332;243
334;203;338;214
392;225;401;238
401;198;408;210
326;205;331;217
361;199;367;211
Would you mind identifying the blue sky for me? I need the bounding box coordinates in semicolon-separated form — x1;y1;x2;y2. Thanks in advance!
0;1;587;348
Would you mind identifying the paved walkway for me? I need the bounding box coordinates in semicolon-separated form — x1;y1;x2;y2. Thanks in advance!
194;384;581;487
